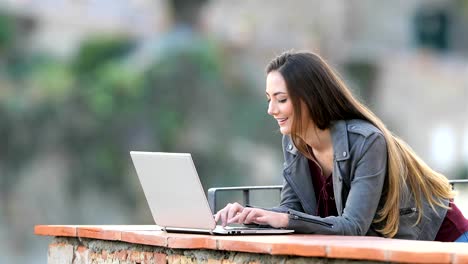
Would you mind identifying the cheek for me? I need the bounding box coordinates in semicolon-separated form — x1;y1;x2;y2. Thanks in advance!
285;102;294;116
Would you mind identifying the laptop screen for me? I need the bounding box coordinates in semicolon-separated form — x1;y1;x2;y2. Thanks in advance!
130;152;216;230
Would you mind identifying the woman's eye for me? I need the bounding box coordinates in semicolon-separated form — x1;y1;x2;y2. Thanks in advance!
278;98;287;103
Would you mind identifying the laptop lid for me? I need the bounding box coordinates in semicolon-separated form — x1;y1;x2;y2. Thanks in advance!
130;151;216;231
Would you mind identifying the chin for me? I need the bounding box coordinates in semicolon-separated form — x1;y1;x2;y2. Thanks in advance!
280;127;291;135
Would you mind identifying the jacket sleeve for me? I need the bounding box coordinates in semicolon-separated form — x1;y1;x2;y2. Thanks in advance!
269;177;305;213
286;132;387;235
268;135;305;213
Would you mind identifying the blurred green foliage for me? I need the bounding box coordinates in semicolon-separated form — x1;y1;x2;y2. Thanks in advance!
0;12;14;49
71;36;135;75
0;16;278;212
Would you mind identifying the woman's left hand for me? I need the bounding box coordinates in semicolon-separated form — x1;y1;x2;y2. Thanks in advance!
227;208;289;228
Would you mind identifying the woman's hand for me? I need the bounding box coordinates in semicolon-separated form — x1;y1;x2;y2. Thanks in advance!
230;207;289;228
215;203;289;228
214;202;245;227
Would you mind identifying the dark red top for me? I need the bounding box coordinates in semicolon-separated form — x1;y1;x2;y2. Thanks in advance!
434;201;468;242
308;159;338;217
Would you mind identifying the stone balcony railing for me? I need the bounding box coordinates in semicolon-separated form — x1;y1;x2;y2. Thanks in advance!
35;225;468;263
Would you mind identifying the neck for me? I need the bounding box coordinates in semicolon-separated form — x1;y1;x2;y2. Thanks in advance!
301;126;332;152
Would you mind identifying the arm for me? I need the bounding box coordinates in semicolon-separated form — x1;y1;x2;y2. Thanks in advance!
269;178;304;213
266;135;305;213
215;135;304;227
220;177;302;228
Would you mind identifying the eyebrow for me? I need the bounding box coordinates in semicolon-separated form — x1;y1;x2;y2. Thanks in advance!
266;91;287;97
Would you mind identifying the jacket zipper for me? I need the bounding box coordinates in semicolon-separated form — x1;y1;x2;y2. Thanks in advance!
399;207;417;216
290;214;334;228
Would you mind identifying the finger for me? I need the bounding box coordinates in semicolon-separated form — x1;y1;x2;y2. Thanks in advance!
227;203;243;223
233;208;248;223
227;214;240;224
216;211;223;225
254;215;268;224
230;208;251;224
218;204;231;226
244;209;260;224
220;207;231;227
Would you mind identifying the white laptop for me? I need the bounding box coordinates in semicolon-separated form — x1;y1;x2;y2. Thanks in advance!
130;151;294;235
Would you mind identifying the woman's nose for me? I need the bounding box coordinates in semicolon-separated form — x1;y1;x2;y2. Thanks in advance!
267;101;277;116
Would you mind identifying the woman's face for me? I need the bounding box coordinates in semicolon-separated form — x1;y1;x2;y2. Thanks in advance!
266;71;295;135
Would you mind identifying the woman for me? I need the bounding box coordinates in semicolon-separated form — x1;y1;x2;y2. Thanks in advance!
215;50;468;241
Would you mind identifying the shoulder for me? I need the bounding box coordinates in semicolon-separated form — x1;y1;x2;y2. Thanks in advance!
331;119;387;161
331;119;384;142
344;120;387;154
345;119;383;138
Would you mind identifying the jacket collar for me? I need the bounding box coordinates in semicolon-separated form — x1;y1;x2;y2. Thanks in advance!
330;120;350;161
285;137;299;155
285;120;350;161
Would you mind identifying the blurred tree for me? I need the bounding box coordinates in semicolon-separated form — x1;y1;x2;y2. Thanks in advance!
0;12;14;51
71;36;135;76
0;0;276;227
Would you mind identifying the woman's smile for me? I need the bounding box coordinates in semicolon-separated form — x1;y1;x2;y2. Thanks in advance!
276;117;288;126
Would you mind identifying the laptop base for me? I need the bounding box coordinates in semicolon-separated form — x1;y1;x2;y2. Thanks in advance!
164;226;294;235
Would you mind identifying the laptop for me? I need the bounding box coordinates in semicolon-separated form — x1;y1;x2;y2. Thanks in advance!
130;151;294;235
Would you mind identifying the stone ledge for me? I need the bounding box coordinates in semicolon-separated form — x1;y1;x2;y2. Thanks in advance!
35;225;468;263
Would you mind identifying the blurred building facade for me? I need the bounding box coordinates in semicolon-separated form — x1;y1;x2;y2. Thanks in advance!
3;0;467;174
0;0;169;57
202;0;468;175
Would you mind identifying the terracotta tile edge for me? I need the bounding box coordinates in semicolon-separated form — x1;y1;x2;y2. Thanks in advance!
167;234;218;250
34;225;77;237
77;227;122;241
270;243;326;257
167;236;217;250
120;230;168;247
452;252;468;264
325;244;387;262
215;239;273;254
386;249;452;264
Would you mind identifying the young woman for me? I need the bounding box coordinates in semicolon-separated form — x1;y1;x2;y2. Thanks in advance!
214;51;468;241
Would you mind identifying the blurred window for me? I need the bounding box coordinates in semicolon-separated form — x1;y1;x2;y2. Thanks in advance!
413;7;450;51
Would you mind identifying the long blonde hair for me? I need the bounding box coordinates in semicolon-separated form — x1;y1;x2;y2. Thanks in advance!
266;51;454;237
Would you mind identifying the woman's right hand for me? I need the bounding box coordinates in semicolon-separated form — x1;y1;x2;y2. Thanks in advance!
214;202;245;227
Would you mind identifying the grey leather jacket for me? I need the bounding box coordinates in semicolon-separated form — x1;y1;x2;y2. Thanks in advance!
272;119;448;240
